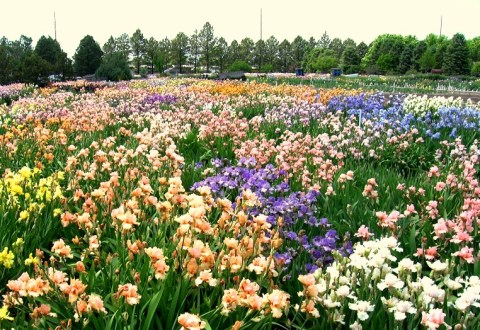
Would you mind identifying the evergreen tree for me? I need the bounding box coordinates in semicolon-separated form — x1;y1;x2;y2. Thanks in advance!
278;39;292;72
228;40;240;66
171;32;190;73
21;52;51;85
253;39;266;70
199;22;216;72
265;36;279;71
96;52;132;81
329;37;344;60
73;35;103;76
215;37;228;72
398;43;415;74
35;36;61;67
356;42;369;61
291;36;307;68
443;33;470;75
341;45;360;74
189;30;201;73
238;38;254;64
130;29;147;74
319;31;331;49
145;37;159;74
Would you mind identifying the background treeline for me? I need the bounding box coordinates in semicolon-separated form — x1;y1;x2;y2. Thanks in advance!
1;22;480;84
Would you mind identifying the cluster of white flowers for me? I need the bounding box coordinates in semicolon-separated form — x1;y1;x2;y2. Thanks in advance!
403;95;479;116
296;236;480;328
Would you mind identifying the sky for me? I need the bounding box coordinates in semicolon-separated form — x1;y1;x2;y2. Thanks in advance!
1;0;480;57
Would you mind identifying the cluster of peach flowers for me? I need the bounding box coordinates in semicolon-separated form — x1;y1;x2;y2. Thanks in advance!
221;279;290;319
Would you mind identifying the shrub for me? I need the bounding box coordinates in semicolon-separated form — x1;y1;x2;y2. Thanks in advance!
228;60;252;73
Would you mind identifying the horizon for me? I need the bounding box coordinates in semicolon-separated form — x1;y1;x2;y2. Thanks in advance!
1;0;480;57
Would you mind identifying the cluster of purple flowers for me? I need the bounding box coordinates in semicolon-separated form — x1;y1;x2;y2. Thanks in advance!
192;157;353;272
143;93;176;105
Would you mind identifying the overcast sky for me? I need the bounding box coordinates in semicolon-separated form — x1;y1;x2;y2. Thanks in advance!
1;0;479;57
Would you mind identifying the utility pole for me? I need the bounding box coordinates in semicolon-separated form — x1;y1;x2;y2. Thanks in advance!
439;14;443;38
260;8;263;41
54;12;57;40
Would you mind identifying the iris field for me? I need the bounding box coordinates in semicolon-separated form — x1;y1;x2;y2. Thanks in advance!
0;78;480;329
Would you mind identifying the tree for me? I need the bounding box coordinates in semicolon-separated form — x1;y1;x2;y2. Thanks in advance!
343;38;356;49
362;34;405;74
253;39;266;70
319;31;331;49
314;50;337;73
341;45;360;74
418;48;435;73
329;37;344;60
215;37;229;72
357;42;369;61
103;36;117;56
115;34;131;60
376;53;394;74
56;51;74;81
0;36;33;84
189;30;201;73
412;40;426;72
73;35;103;76
443;33;470;75
308;37;318;51
130;29;147;74
228;40;240;66
229;60;252;72
35;36;61;67
468;37;480;63
278;39;292;72
398;43;415;74
264;36;279;71
0;43;13;84
291;36;307;68
155;38;171;74
472;62;480;76
171;32;190;73
145;37;159;74
199;22;217;72
434;42;448;70
96;52;131;81
21;52;51;85
239;38;254;64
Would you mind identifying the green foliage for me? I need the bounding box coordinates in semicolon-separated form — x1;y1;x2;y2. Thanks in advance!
130;29;147;75
21;52;51;86
418;48;436;73
443;33;470;75
356;42;369;61
199;22;217;72
398;44;415;74
362;34;405;74
261;63;274;73
95;52;132;81
314;55;337;73
342;45;360;74
170;32;190;73
74;35;103;76
472;62;480;77
34;36;61;67
228;60;252;72
376;53;394;74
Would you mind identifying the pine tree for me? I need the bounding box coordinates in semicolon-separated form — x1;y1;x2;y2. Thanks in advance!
443;33;470;75
74;35;103;76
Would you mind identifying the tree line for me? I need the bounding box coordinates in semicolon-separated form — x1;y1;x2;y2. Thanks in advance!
1;22;480;85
